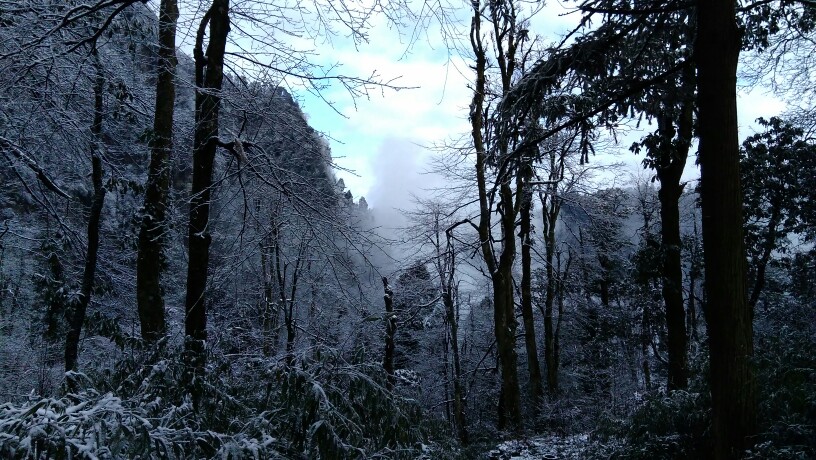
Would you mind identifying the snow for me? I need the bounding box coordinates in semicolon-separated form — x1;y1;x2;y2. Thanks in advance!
488;434;592;460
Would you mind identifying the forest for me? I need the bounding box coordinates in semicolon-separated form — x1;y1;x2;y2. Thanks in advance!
0;0;814;459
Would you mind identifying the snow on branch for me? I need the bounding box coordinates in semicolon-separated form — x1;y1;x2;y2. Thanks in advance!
0;136;70;199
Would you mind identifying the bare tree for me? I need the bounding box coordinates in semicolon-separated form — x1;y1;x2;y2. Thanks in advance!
183;0;231;403
536;131;583;398
65;45;107;376
404;198;470;443
136;0;179;344
468;0;539;431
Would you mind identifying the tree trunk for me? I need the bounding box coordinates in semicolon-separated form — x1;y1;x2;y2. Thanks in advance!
285;305;296;361
443;318;452;424
688;216;701;344
438;219;468;444
494;239;522;431
518;168;544;409
65;48;106;376
655;113;690;391
275;234;302;365
748;203;781;309
598;254;611;308
469;1;522;432
260;236;278;356
541;180;561;397
659;177;689;391
641;299;652;391
653;52;694;392
554;249;568;394
444;287;468;444
136;0;178;344
695;1;756;457
184;0;230;403
382;277;396;390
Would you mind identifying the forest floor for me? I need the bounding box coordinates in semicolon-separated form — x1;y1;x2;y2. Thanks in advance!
486;434;594;459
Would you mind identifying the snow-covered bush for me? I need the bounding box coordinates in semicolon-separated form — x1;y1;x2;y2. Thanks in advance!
0;343;438;459
259;347;433;459
0;386;286;459
749;296;816;459
597;385;710;460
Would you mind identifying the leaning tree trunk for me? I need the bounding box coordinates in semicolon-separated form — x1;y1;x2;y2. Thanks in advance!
183;0;230;404
65;47;106;376
696;0;756;457
136;0;179;343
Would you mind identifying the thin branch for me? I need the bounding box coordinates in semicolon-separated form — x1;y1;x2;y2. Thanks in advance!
0;136;70;199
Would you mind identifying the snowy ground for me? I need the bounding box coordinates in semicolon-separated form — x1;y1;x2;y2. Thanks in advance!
487;434;592;459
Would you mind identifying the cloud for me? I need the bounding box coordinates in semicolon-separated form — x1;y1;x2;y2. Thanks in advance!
300;19;473;199
364;137;447;228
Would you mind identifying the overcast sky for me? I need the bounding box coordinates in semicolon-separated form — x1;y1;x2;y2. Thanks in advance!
289;2;787;215
298;2;581;210
172;1;787;214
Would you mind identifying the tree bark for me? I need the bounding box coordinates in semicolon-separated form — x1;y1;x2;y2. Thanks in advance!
136;0;178;343
183;0;230;402
695;1;756;457
65;48;106;376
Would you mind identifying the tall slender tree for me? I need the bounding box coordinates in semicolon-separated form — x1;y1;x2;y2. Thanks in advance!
696;0;756;457
65;46;107;375
136;0;179;343
629;15;696;392
537;132;581;398
184;0;230;402
518;149;544;408
468;0;527;431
